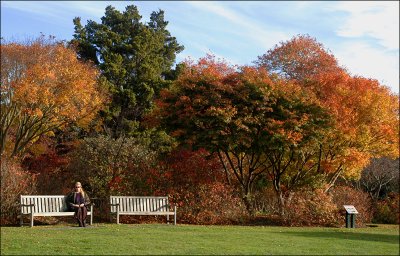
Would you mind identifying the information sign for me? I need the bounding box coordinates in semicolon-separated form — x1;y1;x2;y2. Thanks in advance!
343;205;358;214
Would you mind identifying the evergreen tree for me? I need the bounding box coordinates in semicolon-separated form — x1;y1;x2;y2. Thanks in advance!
71;5;184;137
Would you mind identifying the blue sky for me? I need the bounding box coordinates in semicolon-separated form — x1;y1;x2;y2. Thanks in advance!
1;1;399;93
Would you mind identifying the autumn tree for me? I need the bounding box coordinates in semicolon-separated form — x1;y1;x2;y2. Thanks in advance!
0;35;105;157
159;56;331;215
70;5;184;137
256;35;399;192
255;34;344;82
317;73;398;190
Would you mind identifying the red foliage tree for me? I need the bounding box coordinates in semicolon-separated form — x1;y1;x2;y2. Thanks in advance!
159;55;332;215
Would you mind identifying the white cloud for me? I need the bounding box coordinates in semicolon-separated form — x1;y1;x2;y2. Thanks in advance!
60;1;107;18
1;1;105;29
332;1;399;50
2;1;64;19
185;1;291;52
1;1;125;24
328;1;399;93
333;41;399;93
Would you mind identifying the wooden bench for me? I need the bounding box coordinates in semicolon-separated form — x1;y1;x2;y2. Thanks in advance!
20;195;93;227
110;196;177;225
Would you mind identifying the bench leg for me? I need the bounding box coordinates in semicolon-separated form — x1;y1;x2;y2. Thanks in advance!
30;213;34;227
167;213;169;224
20;214;23;227
116;208;120;224
174;206;177;225
90;204;94;225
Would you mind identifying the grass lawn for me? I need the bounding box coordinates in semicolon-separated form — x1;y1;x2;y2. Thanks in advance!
1;223;399;255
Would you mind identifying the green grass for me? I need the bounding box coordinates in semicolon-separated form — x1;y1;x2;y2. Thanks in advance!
1;223;399;255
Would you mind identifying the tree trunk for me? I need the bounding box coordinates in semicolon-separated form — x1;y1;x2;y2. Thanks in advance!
324;165;343;193
277;191;286;216
242;193;255;216
217;151;231;185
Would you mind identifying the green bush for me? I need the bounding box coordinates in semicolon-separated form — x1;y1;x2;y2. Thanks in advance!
69;135;158;198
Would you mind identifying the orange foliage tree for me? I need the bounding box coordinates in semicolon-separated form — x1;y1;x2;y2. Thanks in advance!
256;35;399;191
1;35;106;157
315;73;399;190
255;34;343;82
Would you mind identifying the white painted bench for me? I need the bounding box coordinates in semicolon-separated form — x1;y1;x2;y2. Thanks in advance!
20;195;93;227
110;196;177;225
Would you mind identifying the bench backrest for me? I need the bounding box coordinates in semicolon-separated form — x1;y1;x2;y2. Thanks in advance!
20;195;69;214
110;196;170;213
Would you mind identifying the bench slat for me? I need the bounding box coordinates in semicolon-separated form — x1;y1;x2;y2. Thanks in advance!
48;198;51;212
43;198;48;212
34;198;39;213
135;198;138;211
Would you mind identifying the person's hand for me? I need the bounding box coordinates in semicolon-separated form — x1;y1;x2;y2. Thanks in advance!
80;204;84;207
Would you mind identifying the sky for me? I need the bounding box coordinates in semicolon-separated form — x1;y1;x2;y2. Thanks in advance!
1;1;399;94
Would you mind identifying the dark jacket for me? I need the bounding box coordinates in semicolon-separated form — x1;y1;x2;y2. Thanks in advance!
66;192;91;211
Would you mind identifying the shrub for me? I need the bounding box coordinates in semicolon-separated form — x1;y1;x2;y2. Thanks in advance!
150;148;247;224
22;138;74;195
69;135;157;198
172;182;247;225
1;156;37;225
282;189;339;227
253;187;280;214
373;192;399;224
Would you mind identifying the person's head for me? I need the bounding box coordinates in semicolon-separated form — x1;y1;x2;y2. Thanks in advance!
74;182;84;194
